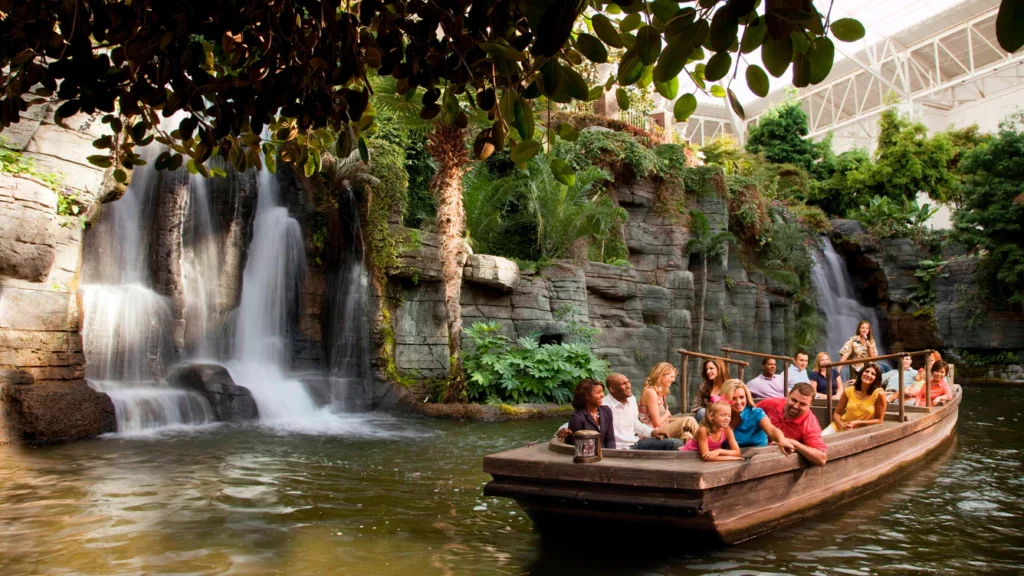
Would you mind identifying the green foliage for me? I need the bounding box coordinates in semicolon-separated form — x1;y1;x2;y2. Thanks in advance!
364;138;409;275
952;111;1024;308
745;100;819;173
687;210;735;261
852;195;938;240
806;148;874;216
462;153;626;261
0;139;78;217
909;259;949;316
559;129;657;182
872;108;958;203
462;321;610;405
954;349;1021;367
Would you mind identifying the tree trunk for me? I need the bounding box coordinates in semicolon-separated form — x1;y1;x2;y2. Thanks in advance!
426;124;470;402
698;256;708;353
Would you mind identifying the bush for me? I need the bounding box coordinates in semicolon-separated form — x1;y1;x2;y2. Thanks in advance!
558;129;658;182
745;100;819;172
852;195;938;240
463;322;611;405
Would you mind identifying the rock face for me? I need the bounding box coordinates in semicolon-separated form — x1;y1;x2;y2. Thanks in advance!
0;175;59;281
0;369;116;445
167;363;258;422
388;167;797;401
831;220;1024;356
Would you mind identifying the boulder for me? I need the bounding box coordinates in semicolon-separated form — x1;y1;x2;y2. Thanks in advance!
0;174;58;282
166;363;258;422
0;370;116;445
462;254;519;291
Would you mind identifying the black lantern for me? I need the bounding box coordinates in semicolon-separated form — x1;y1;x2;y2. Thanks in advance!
573;429;602;463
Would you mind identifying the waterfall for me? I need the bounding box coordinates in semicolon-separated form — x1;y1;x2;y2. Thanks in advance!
325;184;372;411
810;239;887;373
226;166;325;423
81;145;216;433
181;173;220;359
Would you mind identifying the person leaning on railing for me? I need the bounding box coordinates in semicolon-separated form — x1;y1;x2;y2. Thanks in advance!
822;362;887;436
911;361;953;406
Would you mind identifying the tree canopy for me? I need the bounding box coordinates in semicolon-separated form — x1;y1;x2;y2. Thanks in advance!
1;0;868;183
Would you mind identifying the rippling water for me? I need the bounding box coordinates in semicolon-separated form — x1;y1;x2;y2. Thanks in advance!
1;389;1022;575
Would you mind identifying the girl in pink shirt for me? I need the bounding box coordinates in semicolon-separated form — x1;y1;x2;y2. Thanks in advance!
681;401;743;461
913;360;953;406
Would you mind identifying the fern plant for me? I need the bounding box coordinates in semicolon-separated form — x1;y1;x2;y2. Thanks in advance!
462;322;610;405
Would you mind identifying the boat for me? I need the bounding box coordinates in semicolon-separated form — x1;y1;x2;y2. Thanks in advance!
482;350;960;544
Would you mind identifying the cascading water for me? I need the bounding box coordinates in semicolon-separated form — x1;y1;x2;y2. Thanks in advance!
181;173;221;359
226;166;326;423
810;238;887;370
81;145;215;432
324;184;372;411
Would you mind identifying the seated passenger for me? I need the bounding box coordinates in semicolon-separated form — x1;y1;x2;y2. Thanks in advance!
746;357;785;400
756;383;828;466
912;360;953;406
680;401;743;461
564;379;615;449
882;354;917;403
720;378;785;448
809;352;842;399
639;362;699;441
786;351;811;385
693;358;729;423
822;362;886;436
603;373;683;450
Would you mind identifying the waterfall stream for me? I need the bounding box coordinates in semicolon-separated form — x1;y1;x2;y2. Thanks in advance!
810;239;887;373
81;145;216;433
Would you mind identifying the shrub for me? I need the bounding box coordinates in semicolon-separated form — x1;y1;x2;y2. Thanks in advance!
745;100;819;172
463;322;611;405
558;129;658;182
852;195;938;240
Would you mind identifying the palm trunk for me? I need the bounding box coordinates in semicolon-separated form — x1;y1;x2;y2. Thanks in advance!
698;256;708;353
427;124;470;402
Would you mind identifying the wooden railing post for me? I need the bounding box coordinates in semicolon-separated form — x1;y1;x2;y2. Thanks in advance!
924;352;932;409
680;351;688;413
898;356;906;422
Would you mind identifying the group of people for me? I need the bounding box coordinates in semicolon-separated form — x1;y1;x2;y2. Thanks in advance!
558;319;954;466
559;364;828;467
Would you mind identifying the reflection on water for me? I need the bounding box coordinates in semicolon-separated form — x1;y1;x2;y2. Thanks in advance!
1;389;1022;575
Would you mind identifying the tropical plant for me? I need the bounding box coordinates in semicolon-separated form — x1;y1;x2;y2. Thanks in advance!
745;100;820;173
806;148;874;216
871;108;958;203
852;195;939;239
462;321;610;405
952;110;1024;309
909;259;949;316
687;210;735;353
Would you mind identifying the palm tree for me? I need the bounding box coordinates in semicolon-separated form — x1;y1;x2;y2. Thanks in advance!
686;210;735;353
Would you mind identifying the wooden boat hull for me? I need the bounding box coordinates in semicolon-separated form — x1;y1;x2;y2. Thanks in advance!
483;389;960;544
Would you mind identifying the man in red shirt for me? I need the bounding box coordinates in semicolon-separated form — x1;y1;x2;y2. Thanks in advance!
757;382;828;467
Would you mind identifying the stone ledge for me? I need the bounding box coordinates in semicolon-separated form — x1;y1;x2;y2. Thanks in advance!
463;254;519;291
0;371;115;445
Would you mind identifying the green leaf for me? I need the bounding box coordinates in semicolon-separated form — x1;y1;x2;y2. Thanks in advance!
792;53;811;87
265;151;277;174
655;76;679;100
576;33;609;63
620;13;642;33
651;0;681;23
561;67;589;101
587;85;604;101
791;31;810;54
113;169;128;184
673;93;697;121
550;158;576;186
513;95;535;140
86;155;112;168
830;18;866;42
654;37;692;83
996;0;1024;53
740;15;767;54
762;35;793;78
745;64;769;97
556;123;580;141
617;50;644;86
727;89;745;119
591;14;624;48
304;153;316;177
616;87;631;111
710;84;726;98
708;7;739;52
704;51;732;82
808;37;835;84
638;64;654;89
533;0;579;57
510;139;541;163
480;40;526;61
358;136;370;164
635;25;663;65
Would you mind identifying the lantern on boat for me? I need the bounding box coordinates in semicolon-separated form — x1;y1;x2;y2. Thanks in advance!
572;430;602;463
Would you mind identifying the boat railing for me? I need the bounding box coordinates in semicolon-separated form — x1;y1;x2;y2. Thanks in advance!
720;347;797;398
821;350;938;423
677;349;749;413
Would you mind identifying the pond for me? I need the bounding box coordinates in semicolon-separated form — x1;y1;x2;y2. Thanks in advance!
1;387;1022;575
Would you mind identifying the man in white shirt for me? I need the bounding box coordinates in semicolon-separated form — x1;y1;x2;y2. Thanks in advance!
786;351;811;385
747;357;785;399
603;374;684;450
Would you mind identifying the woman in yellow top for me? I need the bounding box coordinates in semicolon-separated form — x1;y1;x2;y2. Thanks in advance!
822;362;887;436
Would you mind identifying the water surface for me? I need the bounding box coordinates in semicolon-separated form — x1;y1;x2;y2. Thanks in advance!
1;388;1021;575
